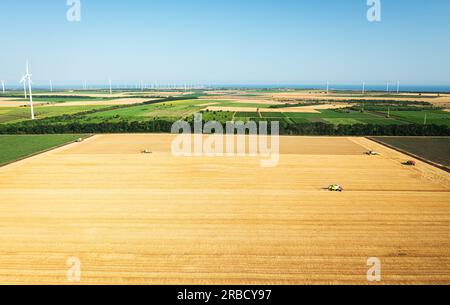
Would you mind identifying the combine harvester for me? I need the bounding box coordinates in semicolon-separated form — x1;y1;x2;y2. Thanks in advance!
365;150;379;156
328;184;343;192
403;160;416;166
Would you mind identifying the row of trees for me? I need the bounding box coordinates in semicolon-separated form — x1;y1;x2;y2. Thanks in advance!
278;122;450;136
1;120;449;136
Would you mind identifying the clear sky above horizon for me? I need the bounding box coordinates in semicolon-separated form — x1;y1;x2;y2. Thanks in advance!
1;0;449;85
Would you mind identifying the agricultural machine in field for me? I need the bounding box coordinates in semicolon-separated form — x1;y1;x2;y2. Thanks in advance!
403;160;416;166
142;149;152;154
328;184;343;192
365;150;379;156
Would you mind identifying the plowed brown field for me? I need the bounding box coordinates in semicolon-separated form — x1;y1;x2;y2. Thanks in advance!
0;135;449;284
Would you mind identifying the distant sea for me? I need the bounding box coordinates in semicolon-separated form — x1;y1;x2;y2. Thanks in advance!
219;84;450;93
8;84;450;93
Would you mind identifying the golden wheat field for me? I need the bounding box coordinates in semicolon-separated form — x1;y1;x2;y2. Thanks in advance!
0;134;449;284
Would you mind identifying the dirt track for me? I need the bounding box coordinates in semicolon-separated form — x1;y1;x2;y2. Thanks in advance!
0;135;449;284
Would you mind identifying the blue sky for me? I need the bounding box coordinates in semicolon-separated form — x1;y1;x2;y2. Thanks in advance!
1;0;449;85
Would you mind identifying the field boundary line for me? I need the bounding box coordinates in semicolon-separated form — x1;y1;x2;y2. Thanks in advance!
367;137;450;173
343;189;450;193
0;134;95;168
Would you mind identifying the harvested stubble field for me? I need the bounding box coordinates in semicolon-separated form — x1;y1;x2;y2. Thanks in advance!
0;135;449;284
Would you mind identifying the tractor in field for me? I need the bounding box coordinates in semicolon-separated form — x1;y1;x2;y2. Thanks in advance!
141;149;152;154
328;184;343;192
365;150;379;156
76;138;83;143
403;160;416;166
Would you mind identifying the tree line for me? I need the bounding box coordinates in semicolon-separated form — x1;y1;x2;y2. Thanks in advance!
1;119;449;136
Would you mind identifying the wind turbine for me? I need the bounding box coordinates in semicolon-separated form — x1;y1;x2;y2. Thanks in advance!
326;81;329;94
108;78;112;94
396;81;400;94
49;80;53;92
1;80;4;94
20;60;35;120
362;81;365;94
20;76;28;98
386;82;389;92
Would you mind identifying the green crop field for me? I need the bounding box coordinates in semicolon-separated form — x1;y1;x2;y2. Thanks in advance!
0;106;113;124
324;118;363;125
261;112;286;118
0;134;87;166
290;117;311;124
210;101;273;109
81;99;205;122
287;110;407;125
382;110;450;127
202;111;235;122
206;110;408;125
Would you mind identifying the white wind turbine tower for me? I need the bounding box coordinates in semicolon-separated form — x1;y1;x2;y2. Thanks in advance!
386;81;389;92
20;60;35;120
49;80;53;92
1;80;5;94
362;81;365;94
21;76;28;98
326;81;329;94
397;81;400;94
108;78;112;94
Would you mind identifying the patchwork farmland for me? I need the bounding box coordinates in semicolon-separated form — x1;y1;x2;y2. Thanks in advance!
0;134;449;284
2;91;450;136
